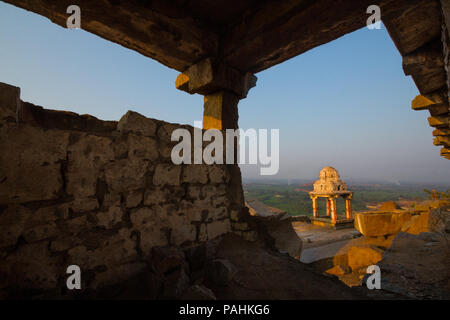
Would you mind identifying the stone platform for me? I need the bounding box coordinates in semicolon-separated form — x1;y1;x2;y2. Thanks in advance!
311;217;354;229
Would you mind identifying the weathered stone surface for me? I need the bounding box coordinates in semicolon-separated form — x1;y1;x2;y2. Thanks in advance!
0;82;20;120
181;285;216;300
152;246;186;275
23;222;58;242
144;187;184;206
0;242;62;290
117;111;157;137
97;206;123;229
168;214;197;245
207;165;229;184
347;245;384;271
0;125;68;203
207;220;231;240
127;134;158;161
91;262;147;289
153;164;181;186
249;213;302;259
126;190;143;208
105;158;150;192
162;268;190;299
377;232;450;299
354;211;412;237
0;205;30;248
206;259;237;286
182;165;208;184
67;134;114;198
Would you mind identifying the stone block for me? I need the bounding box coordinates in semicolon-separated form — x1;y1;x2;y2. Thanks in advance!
153;164;181;186
126;190;143;208
206;219;231;239
207;165;229;184
347;245;384;271
105;158;150;192
181;165;208;184
67;134;114;198
97;206;123;229
354;211;412;237
168;214;196;245
127;134;158;161
117;111;157;137
1;242;62;290
0;125;68;203
0;205;30;248
0;82;20;120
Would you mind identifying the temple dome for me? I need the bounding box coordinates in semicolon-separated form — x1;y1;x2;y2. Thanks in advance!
313;166;348;193
319;166;340;181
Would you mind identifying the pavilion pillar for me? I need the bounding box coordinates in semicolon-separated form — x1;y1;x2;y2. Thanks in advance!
312;197;319;218
326;198;331;217
330;197;337;222
345;198;352;219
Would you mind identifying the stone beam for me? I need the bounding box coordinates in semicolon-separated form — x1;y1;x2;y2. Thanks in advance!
384;0;442;56
434;135;450;147
3;0;218;72
403;39;446;95
412;95;450;117
441;147;450;159
428;115;450;128
222;0;420;73
175;58;257;98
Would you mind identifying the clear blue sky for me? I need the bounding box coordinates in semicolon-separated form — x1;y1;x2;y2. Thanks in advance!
1;2;449;184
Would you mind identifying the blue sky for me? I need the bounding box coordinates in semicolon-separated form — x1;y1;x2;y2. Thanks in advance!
1;2;449;184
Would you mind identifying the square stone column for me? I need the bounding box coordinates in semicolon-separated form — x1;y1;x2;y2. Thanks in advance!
330;197;337;222
311;197;318;218
326;198;331;216
345;198;352;220
203;90;240;130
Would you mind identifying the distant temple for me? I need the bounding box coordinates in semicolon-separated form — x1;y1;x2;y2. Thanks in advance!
309;167;353;228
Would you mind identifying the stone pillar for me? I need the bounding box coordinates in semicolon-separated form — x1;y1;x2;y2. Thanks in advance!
203;90;240;130
330;197;337;222
312;197;318;218
175;58;257;130
326;198;331;217
345;198;352;220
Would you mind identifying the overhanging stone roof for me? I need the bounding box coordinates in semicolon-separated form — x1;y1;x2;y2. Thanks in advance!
4;0;450;158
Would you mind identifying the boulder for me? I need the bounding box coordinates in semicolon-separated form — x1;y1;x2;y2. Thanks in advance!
206;259;237;286
377;232;450;299
151;246;186;275
162;268;190;299
249;213;302;259
378;201;401;211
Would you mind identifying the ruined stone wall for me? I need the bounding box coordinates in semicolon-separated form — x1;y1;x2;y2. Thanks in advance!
0;82;246;296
